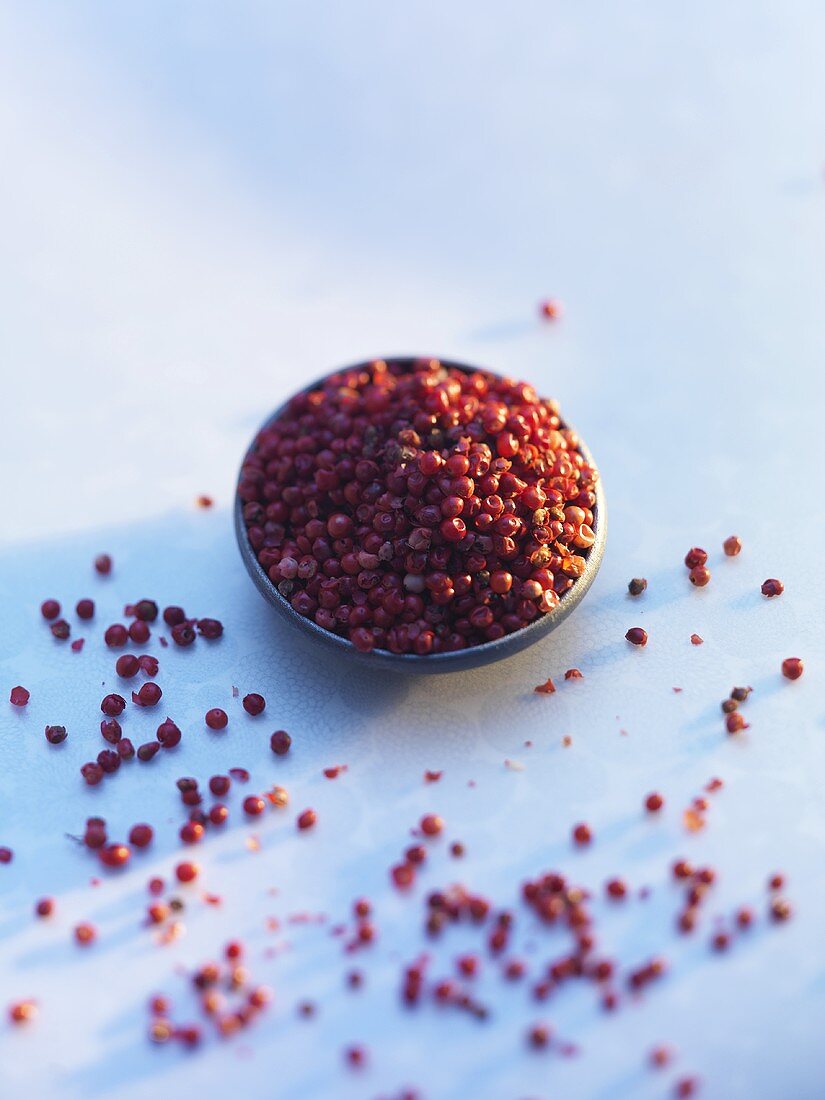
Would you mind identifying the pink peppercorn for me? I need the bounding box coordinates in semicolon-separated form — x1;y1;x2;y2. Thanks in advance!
197;618;224;639
81;762;104;786
723;535;742;556
243;795;266;817
129;620;150;644
137;742;161;762
0;847;14;863
45;724;67;745
129;824;154;848
684;548;707;569
175;861;199;884
76;598;95;620
205;708;228;730
761;578;784;598
625;627;648;647
572;823;592;846
689;565;711;587
116;654;140;678
781;657;803;681
51;619;71;640
209;775;231;796
242;693;266;716
297;808;317;830
210;804;229;826
270;730;291;755
101;693;126;717
74;921;97;945
420;813;444;837
539;298;562;320
41;598;61;620
35;897;55;918
94;553;112;575
9;686;30;707
645;792;664;813
104;624;128;648
132;683;162;708
156;718;181;748
171;623;196;647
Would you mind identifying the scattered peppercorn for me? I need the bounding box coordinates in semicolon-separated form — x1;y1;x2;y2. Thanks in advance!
645;792;664;813
242;693;266;716
270;730;292;755
688;565;711;587
723;535;742;556
205;708;228;730
9;685;30;707
761;578;784;598
628;578;647;596
690;634;703;645
625;627;648;647
297;809;317;831
781;657;803;681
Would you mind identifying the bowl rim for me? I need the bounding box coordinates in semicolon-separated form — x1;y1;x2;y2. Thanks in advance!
234;357;606;672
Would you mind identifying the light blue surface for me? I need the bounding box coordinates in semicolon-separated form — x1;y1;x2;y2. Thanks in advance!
0;5;824;1098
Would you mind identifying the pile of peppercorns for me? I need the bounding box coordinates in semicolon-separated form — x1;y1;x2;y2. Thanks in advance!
239;359;599;654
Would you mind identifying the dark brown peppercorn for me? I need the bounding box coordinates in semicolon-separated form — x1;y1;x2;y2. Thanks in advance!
761;578;784;598
628;578;647;596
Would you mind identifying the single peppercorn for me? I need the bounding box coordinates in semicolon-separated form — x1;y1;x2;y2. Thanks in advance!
781;657;803;681
761;578;784;598
9;1001;37;1024
137;741;161;762
156;718;181;748
100;718;122;743
76;598;95;620
129;619;150;644
101;693;126;717
628;578;647;596
97;749;120;774
133;599;158;622
605;878;627;900
297;808;317;830
41;598;61;620
100;843;131;868
0;847;13;864
270;730;291;755
35;897;55;918
163;605;186;627
723;535;742;556
625;627;648;647
242;693;266;716
74;921;97;945
209;774;231;796
688;565;711;587
129;823;154;848
175;861;199;883
684;547;707;569
45;724;67;745
9;686;30;707
132;682;162;707
171;623;196;647
180;821;205;844
730;686;752;702
81;762;104;786
420;813;444;837
104;624;128;648
205;708;228;730
118;738;135;759
94;553;112;575
197;618;224;639
690;633;703;645
209;804;229;826
725;712;748;734
645;792;664;813
51;619;71;640
572;822;592;846
115;654;141;678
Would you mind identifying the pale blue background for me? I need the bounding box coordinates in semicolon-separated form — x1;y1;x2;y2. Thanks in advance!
0;4;824;1099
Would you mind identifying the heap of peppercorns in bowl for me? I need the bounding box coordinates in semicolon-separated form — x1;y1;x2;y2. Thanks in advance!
235;357;605;671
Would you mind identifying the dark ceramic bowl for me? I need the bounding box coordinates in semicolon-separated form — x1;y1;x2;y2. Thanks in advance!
235;358;606;673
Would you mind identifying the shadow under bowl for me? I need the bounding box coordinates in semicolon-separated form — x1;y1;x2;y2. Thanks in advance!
235;358;606;674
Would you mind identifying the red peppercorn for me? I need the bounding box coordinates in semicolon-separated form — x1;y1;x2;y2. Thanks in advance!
711;931;730;952
628;578;647;596
197;618;224;639
539;298;561;320
781;657;803;681
690;633;703;645
171;623;196;647
527;1023;552;1049
209;803;229;826
45;724;67;744
674;1076;699;1098
767;872;785;891
137;741;161;762
41;598;61;620
605;878;627;900
175;861;199;883
115;654;140;678
761;578;784;598
270;730;291;755
723;535;742;556
101;693;126;717
242;692;266;716
725;712;748;734
35;897;55;918
74;921;97;945
104;624;129;648
625;627;648;647
9;1001;37;1024
129;824;154;848
97;749;120;774
132;682;162;708
770;897;792;922
75;598;95;620
689;565;711;587
51;618;71;640
155;718;181;748
684;547;707;569
420;813;444;837
645;792;664;813
205;708;228;730
243;796;266;817
163;605;186;627
94;553;112;575
180;821;205;844
81;761;104;786
572;823;592;846
209;775;231;797
0;846;13;864
100;843;131;868
297;808;317;830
